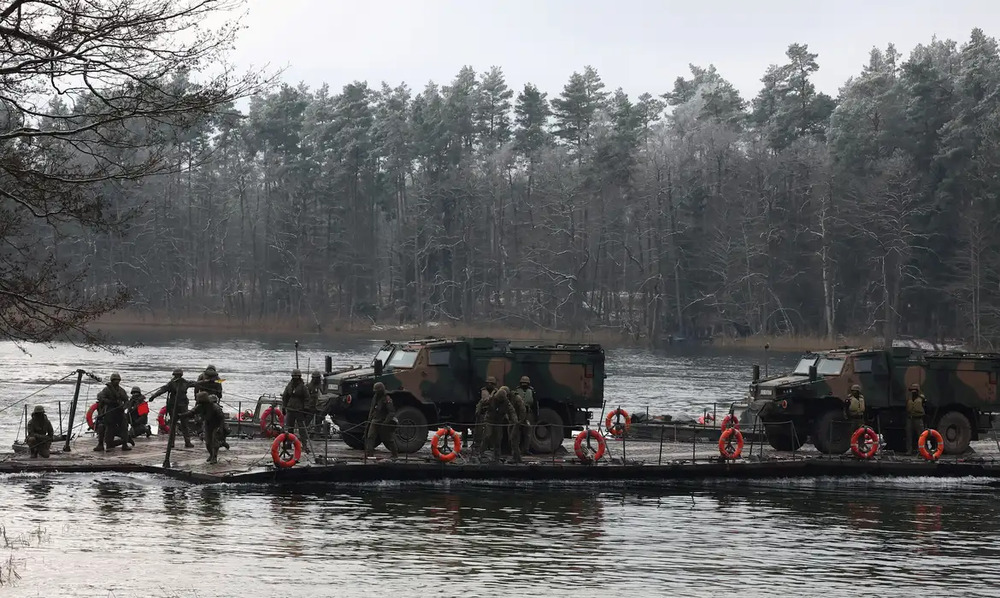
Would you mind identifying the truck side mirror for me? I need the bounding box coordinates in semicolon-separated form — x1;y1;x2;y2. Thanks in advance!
752;365;760;382
324;355;332;374
808;365;817;381
374;359;383;376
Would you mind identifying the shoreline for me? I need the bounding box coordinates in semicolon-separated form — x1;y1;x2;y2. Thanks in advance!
90;312;878;352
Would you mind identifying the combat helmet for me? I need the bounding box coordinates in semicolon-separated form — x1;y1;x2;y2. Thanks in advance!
110;372;121;382
195;391;210;402
32;405;45;415
131;386;141;394
172;368;183;377
312;371;321;379
373;381;386;393
519;375;531;385
292;368;302;377
851;384;861;392
485;375;497;385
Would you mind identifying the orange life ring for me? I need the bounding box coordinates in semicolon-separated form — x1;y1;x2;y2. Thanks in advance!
698;413;717;425
431;427;461;462
271;432;301;468
605;408;630;436
721;414;740;431
260;406;284;438
157;406;170;434
86;402;100;430
574;429;607;463
850;426;879;459
919;429;945;461
236;410;254;422
718;427;744;459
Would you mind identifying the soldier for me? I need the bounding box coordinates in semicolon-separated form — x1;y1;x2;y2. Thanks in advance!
906;383;928;454
25;405;54;459
181;392;225;464
195;365;223;401
484;386;518;463
127;386;152;440
306;371;322;431
95;372;131;452
364;382;398;458
506;385;526;463
845;384;866;430
281;369;310;451
473;376;498;454
513;376;535;455
148;369;195;448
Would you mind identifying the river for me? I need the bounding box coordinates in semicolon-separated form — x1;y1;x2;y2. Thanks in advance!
2;332;999;597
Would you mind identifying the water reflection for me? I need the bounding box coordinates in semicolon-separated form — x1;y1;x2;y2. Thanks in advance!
24;478;53;504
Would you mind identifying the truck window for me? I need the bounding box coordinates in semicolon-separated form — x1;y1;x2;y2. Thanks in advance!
817;358;844;375
794;357;817;375
854;358;873;373
374;347;393;366
428;349;451;366
386;348;419;369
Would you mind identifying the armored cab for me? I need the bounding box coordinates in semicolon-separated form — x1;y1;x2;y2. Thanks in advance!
749;347;1000;455
319;337;605;453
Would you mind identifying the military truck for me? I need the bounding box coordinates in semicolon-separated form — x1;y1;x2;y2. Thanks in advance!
749;347;1000;455
319;337;606;454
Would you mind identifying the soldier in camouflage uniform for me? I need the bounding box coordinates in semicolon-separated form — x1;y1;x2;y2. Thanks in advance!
474;376;498;456
25;405;54;459
513;376;535;455
483;386;518;463
905;383;928;454
306;371;322;432
95;373;131;452
148;369;195;448
506;385;526;463
181;391;226;463
281;369;311;452
845;384;866;430
195;365;223;401
364;382;398;458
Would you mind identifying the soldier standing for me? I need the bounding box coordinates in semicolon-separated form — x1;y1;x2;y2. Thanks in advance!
25;406;54;459
506;386;526;463
181;392;225;464
845;384;866;430
96;372;131;452
513;376;535;455
281;369;310;451
485;386;518;464
474;376;498;455
196;365;223;401
364;382;398;458
905;383;928;454
306;371;322;432
148;369;195;448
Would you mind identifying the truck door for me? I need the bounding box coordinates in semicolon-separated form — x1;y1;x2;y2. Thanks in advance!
425;344;473;404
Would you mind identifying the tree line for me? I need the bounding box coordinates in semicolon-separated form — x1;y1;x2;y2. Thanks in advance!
65;28;1000;347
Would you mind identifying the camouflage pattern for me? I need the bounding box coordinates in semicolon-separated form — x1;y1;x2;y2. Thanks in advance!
96;378;130;451
322;337;605;453
478;386;518;463
147;371;194;447
281;372;310;448
183;391;225;463
750;346;1000;455
365;382;398;458
26;407;54;458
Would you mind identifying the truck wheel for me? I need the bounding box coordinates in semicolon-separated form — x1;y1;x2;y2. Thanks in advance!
763;422;804;451
338;422;366;450
393;406;429;453
530;408;564;454
938;411;972;455
812;409;850;454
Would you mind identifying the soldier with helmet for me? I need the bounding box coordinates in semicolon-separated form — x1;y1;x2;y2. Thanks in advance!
180;391;226;464
474;376;499;455
364;381;398;458
513;375;535;455
195;365;223;401
25;405;55;459
127;386;152;440
281;369;310;451
306;371;323;431
148;368;195;448
483;386;518;463
506;385;526;463
845;384;866;430
906;383;928;454
95;372;130;452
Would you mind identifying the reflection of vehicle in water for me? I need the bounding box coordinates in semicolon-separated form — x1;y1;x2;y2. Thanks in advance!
319;337;606;454
749;347;1000;454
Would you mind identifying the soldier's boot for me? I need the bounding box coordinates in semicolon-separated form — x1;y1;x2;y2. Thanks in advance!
121;438;132;451
93;443;105;452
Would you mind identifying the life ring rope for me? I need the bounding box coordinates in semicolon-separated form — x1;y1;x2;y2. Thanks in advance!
919;428;945;461
718;427;744;459
260;406;284;438
850;426;879;459
271;432;302;468
86;402;100;431
605;408;630;437
431;427;461;462
157;405;170;434
574;429;607;463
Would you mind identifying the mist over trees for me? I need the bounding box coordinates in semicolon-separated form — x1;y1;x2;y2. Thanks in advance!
74;29;1000;347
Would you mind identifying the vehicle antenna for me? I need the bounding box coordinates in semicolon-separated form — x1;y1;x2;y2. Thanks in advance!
295;340;300;370
764;343;770;377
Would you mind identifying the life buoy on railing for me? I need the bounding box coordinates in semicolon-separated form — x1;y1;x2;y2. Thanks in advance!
431;427;461;462
86;402;100;430
850;426;879;459
260;406;284;438
919;428;945;461
718;427;744;459
271;432;302;468
236;410;254;422
721;414;740;431
605;408;630;437
574;429;607;463
698;413;717;425
157;406;170;434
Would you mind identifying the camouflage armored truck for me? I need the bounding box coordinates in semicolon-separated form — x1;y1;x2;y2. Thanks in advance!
750;346;1000;455
319;337;605;454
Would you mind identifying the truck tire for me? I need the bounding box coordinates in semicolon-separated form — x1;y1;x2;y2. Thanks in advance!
763;422;804;451
393;405;429;454
938;411;972;455
812;409;851;455
337;421;366;450
530;408;564;454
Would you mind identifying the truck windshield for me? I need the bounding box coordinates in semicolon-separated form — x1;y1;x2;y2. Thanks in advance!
793;357;817;375
385;348;418;369
374;346;393;366
817;358;845;375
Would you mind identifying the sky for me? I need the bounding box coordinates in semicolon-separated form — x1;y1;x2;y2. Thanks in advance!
228;0;999;102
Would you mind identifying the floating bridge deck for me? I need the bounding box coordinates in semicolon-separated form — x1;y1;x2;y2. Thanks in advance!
4;427;1000;485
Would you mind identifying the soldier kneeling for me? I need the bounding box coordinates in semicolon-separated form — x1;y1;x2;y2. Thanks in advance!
26;405;54;459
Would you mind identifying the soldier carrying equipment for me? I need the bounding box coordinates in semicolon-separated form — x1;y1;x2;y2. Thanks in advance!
148;369;195;448
180;392;225;464
513;376;535;455
846;384;866;429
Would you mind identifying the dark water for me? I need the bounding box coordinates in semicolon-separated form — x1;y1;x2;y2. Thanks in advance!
6;334;1000;596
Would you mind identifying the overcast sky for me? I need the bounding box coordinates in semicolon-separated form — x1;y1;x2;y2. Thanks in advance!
230;0;998;102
